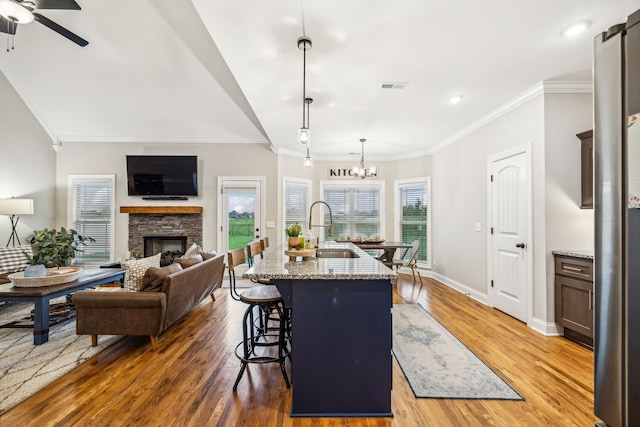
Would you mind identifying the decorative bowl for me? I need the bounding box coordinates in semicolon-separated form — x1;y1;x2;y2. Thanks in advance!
8;267;82;288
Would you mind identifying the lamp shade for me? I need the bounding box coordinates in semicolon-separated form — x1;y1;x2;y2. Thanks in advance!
0;198;34;215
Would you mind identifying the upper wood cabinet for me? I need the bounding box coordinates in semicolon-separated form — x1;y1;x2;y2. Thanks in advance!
577;130;593;209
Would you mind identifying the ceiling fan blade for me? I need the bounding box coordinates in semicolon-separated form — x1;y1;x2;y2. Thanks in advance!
34;0;81;10
0;16;18;35
33;13;88;46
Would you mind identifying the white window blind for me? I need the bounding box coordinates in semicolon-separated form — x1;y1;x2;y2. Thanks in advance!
323;184;382;240
398;180;430;263
284;178;310;232
68;175;115;264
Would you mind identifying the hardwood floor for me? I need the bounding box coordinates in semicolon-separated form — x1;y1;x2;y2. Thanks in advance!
0;275;595;426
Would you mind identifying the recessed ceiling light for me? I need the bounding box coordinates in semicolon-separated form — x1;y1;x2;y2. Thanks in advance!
562;21;591;37
448;95;463;104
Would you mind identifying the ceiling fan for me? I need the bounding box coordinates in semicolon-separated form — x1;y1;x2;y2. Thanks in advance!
0;0;88;49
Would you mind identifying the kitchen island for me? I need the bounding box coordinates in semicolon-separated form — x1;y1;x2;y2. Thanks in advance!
243;242;396;418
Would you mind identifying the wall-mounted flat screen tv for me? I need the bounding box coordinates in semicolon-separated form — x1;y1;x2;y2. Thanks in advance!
126;155;198;196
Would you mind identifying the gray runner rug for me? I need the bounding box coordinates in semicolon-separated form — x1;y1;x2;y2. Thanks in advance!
393;303;523;400
0;299;122;414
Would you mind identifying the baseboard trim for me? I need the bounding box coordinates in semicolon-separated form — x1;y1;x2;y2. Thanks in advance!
529;317;562;336
430;272;489;305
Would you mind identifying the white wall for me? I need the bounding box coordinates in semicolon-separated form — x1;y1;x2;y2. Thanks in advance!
55;142;279;260
543;92;594;321
431;95;545;300
429;90;594;329
0;71;56;244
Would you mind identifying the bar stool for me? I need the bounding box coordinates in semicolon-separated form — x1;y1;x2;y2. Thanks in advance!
227;248;290;391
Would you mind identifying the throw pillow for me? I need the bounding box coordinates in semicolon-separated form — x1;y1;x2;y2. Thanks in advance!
0;245;33;275
141;263;183;292
199;250;217;260
184;242;202;257
122;253;161;291
174;253;203;269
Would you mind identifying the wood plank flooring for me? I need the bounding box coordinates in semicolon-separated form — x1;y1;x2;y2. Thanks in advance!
0;275;596;426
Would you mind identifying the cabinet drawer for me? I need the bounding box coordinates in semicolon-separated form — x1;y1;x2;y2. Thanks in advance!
554;256;593;281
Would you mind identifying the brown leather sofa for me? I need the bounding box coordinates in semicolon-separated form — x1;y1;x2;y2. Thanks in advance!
72;253;225;350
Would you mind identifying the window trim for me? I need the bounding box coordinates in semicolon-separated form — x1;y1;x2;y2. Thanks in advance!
394;177;431;269
319;180;386;240
67;174;116;265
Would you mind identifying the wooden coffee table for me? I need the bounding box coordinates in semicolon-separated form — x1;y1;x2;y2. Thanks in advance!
0;268;125;345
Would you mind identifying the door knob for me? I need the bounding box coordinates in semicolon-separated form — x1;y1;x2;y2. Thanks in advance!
516;243;526;248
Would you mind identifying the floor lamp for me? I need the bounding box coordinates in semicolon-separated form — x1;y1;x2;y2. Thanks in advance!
0;198;34;247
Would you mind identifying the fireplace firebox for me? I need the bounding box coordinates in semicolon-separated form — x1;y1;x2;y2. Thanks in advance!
144;236;188;266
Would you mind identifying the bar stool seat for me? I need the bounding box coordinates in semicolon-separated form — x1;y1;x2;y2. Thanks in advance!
239;284;282;303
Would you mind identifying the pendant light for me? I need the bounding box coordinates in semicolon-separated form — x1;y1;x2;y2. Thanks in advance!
297;36;312;145
352;139;377;179
303;98;313;167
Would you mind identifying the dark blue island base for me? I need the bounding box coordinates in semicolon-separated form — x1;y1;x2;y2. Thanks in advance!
274;278;393;418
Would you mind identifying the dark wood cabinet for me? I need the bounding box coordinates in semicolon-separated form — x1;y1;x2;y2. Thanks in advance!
554;254;594;347
577;130;593;209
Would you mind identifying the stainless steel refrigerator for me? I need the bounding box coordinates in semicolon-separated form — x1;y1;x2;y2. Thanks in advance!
594;8;640;427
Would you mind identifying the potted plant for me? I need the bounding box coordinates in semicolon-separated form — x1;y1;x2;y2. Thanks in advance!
285;223;302;250
24;227;95;272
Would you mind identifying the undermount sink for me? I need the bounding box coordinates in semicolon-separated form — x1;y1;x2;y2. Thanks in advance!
315;249;360;258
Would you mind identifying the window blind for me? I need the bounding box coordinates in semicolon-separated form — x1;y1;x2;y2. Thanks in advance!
69;176;114;264
284;180;310;232
323;186;381;240
399;183;428;262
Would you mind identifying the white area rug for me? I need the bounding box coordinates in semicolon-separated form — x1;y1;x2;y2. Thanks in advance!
393;304;522;400
0;300;122;414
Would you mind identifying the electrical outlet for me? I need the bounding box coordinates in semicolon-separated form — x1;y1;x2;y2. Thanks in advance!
475;222;481;232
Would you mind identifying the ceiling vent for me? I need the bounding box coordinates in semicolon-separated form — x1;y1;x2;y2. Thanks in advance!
381;82;409;89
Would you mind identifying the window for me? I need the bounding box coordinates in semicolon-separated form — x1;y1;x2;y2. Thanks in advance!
68;175;115;265
396;178;431;267
321;181;385;240
283;177;311;234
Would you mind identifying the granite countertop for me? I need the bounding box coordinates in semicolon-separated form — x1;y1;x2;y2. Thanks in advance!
242;241;398;280
552;250;594;260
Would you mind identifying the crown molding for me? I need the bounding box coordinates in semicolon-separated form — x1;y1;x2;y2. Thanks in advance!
56;135;269;144
423;80;592;156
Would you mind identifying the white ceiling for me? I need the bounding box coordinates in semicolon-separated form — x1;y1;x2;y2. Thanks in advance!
1;0;639;161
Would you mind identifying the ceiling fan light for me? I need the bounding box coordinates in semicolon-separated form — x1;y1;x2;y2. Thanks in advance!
0;0;34;24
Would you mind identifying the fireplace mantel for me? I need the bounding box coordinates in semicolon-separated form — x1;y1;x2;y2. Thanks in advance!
120;206;203;214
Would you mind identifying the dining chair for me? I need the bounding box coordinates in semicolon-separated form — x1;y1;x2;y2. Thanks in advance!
388;238;423;285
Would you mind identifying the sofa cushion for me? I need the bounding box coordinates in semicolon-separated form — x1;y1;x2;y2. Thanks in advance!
174;254;203;269
0;245;33;275
141;263;183;293
122;253;161;291
184;242;202;257
199;250;217;260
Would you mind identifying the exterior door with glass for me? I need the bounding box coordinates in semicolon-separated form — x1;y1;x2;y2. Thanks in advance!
218;178;263;258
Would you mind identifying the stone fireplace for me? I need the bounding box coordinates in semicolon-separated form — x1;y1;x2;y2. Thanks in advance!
121;206;203;263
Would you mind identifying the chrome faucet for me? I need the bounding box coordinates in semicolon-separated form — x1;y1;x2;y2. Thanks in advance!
308;201;334;238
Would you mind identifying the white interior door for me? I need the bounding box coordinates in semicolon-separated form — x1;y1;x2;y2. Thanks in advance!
488;148;530;322
218;178;264;260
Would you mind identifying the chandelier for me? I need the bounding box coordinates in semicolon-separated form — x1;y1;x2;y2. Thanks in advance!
297;36;312;145
352;139;377;179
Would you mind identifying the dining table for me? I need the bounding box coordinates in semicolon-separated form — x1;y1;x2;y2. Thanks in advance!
340;240;412;266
